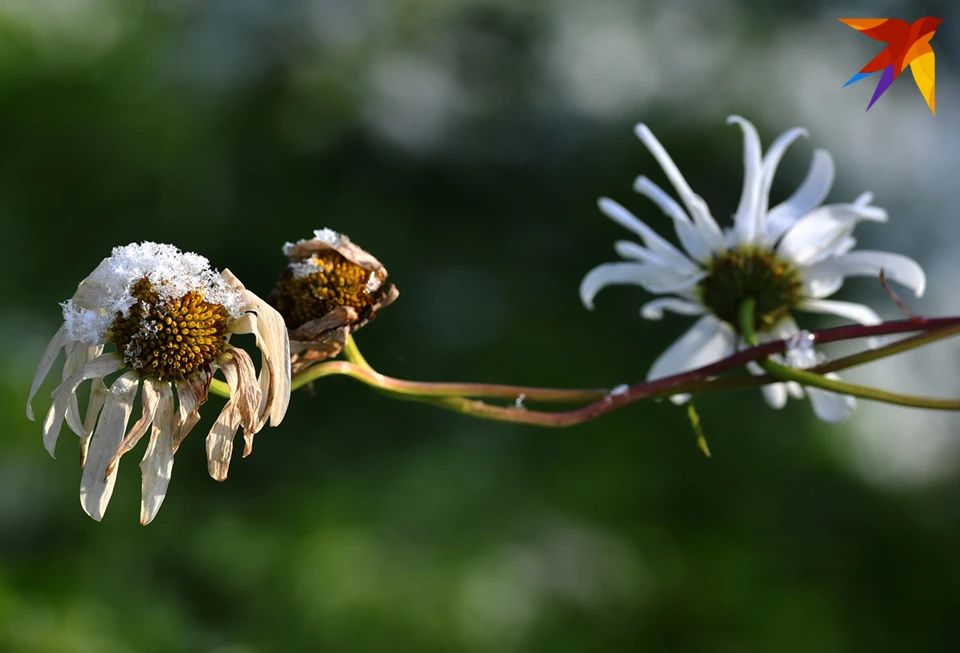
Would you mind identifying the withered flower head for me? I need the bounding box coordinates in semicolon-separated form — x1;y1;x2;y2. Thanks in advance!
26;242;291;524
269;228;398;372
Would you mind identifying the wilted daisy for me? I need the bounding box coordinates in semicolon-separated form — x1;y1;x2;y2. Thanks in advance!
580;116;925;422
26;242;291;523
270;228;398;375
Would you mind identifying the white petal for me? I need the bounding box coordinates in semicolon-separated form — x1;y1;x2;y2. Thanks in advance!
79;371;139;521
765;149;835;245
747;361;788;409
580;262;703;309
798;298;882;326
597;198;699;274
806;375;856;423
639;297;705;320
803;250;926;299
798;298;885;348
776;204;886;266
758;127;808;216
26;326;67;421
772;315;800;340
802;271;845;299
580;262;641;309
43;354;124;458
632;175;691;225
728;115;764;245
647;316;735;383
633;176;713;263
633;124;725;252
787;382;805;399
139;383;176;525
613;240;660;265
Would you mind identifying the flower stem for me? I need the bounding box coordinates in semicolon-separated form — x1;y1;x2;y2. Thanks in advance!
737;299;960;411
210;315;960;421
292;335;608;403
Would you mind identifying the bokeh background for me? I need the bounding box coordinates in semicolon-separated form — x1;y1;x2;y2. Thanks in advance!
3;0;960;650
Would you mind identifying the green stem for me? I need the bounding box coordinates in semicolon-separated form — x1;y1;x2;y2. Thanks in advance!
210;378;230;398
342;334;373;371
738;299;960;411
290;349;607;403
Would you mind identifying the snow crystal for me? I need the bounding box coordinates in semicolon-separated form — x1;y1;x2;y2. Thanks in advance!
784;330;821;369
365;274;382;293
289;257;324;279
313;228;341;245
282;227;343;256
60;242;244;345
608;384;630;397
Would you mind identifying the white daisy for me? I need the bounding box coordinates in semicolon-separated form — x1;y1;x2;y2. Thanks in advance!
580;115;926;423
27;242;292;524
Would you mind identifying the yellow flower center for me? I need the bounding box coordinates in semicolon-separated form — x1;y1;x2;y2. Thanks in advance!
110;278;230;381
698;246;803;333
269;251;385;329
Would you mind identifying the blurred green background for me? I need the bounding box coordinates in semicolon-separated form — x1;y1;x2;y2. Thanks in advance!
3;0;960;651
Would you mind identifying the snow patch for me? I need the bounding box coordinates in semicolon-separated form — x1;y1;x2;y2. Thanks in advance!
60;242;244;345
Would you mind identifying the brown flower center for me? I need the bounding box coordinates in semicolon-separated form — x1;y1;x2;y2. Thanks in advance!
269;251;386;329
698;246;803;333
110;278;230;381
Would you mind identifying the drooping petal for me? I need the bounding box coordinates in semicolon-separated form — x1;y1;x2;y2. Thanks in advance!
105;378;164;478
62;345;107;438
80;378;109;468
26;326;68;421
597;198;700;274
204;348;261;480
139;383;176;525
224;347;262;436
43;354;124;458
803;250;926;299
79;371;139;522
647;316;735;383
172;371;211;452
806;375;856;423
776;204;887;266
728;115;764;245
765;149;835;245
206;406;240;483
224;270;291;430
639;297;706;320
580;262;704;310
633;124;725;252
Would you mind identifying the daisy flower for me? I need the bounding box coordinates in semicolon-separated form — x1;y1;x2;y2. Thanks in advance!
27;242;291;523
580;115;926;423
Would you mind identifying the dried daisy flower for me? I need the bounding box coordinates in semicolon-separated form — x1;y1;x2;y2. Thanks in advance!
26;242;291;524
269;228;398;374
